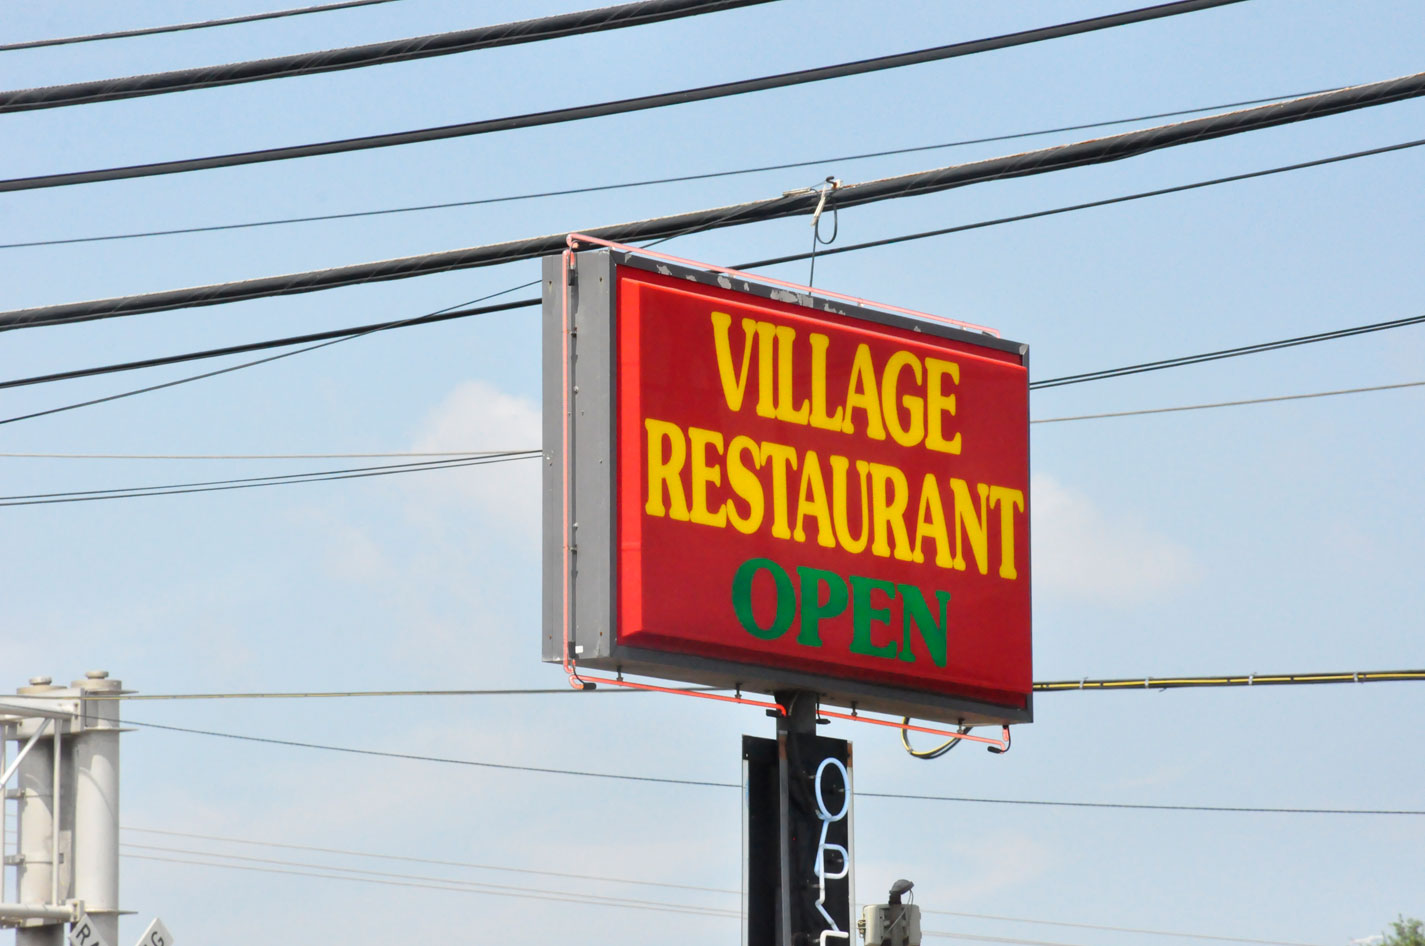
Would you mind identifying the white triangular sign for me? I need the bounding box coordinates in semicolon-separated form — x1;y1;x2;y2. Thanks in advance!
68;911;112;946
135;918;173;946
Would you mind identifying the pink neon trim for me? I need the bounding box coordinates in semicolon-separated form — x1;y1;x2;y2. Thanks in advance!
566;233;1000;337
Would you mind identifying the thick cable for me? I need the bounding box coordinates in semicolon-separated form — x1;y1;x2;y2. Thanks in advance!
0;0;780;111
0;0;1250;182
0;1;400;52
737;136;1425;269
0;283;541;423
0;87;1335;252
1031;380;1425;424
0;297;539;391
6;72;1424;331
6;135;1423;399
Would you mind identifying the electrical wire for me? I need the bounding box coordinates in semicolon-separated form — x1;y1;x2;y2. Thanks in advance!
736;136;1425;269
31;671;1425;701
0;1;401;52
0;297;538;391
114;825;1335;946
0;88;1330;252
119;717;1425;815
118;717;742;789
923;910;1330;946
1029;311;1425;389
901;721;972;759
0;452;539;507
121;842;738;916
0;283;542;424
0;451;500;460
6;135;1422;398
74;686;722;701
1035;670;1425;691
1030;379;1425;424
122;852;738;918
120;826;738;894
7;74;1423;328
0;0;781;112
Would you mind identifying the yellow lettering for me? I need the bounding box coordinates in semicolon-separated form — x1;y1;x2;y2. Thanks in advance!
807;333;844;432
949;478;990;573
709;312;757;412
842;344;886;440
868;462;913;561
881;349;925;448
774;325;810;425
990;485;1025;579
754;321;778;419
687;427;727;528
644;418;689;520
829;455;870;554
793;451;835;547
724;436;764;534
911;473;952;567
925;358;962;455
759;441;799;540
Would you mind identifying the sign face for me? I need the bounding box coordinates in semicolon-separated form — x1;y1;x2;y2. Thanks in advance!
69;912;112;946
135;918;173;946
544;249;1031;724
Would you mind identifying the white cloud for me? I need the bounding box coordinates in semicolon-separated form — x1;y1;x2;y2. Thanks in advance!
407;380;543;536
1031;473;1198;605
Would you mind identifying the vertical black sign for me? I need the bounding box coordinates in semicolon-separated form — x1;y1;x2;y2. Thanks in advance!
744;732;853;946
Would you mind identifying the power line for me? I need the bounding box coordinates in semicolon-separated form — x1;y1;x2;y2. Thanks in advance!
924;910;1329;946
53;669;1422;701
0;282;543;424
0;88;1329;252
0;0;1253;189
0;1;400;52
115;825;1332;946
0;452;539;507
6;72;1424;330
120;826;738;894
0;451;503;460
1030;379;1425;424
122;717;1425;815
0;297;538;391
0;0;780;112
122;852;737;919
120;717;741;788
5;136;1421;402
1036;670;1425;691
79;686;719;701
121;842;738;916
737;136;1425;269
1029;311;1425;389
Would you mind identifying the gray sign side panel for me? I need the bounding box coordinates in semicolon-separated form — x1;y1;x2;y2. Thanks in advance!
541;254;566;663
570;250;618;660
1018;340;1033;724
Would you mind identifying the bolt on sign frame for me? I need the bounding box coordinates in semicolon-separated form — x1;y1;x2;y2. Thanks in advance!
542;243;1032;727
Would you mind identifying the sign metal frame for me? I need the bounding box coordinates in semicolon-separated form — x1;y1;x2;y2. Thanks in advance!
542;248;1032;726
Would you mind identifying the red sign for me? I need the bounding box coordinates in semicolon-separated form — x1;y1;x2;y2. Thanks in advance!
613;266;1030;710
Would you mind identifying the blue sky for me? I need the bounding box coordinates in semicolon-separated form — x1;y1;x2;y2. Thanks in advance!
2;1;1422;943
